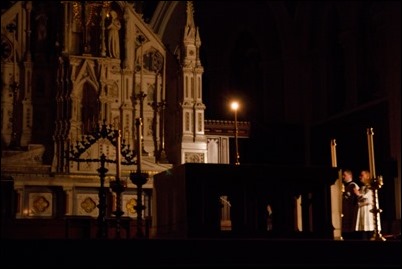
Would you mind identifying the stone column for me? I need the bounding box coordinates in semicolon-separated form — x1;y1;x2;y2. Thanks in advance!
15;187;24;219
63;187;74;215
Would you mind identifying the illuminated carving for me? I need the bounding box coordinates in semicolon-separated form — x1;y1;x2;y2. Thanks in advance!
80;197;97;213
32;196;50;213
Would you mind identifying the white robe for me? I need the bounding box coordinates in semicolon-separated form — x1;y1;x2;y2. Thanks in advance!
355;185;381;231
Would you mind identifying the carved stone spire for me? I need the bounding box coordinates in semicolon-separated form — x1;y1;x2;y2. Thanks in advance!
183;1;196;44
178;1;207;164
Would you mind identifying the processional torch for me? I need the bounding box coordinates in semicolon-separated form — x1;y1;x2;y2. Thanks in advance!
367;127;386;241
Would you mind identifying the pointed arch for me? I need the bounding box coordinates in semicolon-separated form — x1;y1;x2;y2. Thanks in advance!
149;1;179;38
74;60;100;91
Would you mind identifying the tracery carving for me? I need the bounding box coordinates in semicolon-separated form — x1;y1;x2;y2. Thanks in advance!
185;152;204;163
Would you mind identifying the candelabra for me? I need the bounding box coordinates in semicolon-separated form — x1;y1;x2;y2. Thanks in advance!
67;120;136;239
370;175;385;241
366;128;386;241
129;118;148;238
110;177;126;239
150;100;168;163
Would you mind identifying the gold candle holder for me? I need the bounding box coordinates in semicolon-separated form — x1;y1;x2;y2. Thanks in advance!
366;128;386;241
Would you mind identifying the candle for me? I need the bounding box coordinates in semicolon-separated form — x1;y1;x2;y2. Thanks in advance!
140;43;143;92
367;128;376;178
136;118;142;173
330;139;337;167
116;130;121;179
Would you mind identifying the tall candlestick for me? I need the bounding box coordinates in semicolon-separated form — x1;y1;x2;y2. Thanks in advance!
116;130;121;179
367;128;376;178
129;117;147;238
366;127;385;241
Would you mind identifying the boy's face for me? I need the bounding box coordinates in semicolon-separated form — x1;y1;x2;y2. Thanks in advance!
359;171;370;184
342;172;352;182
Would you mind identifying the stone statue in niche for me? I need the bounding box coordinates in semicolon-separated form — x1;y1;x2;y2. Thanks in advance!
107;10;121;58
